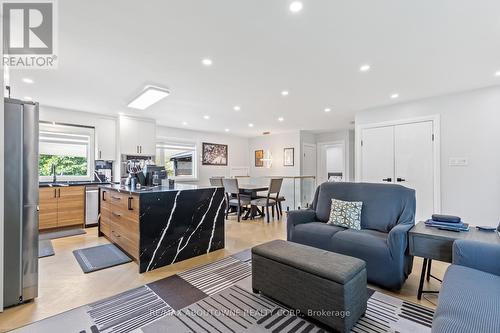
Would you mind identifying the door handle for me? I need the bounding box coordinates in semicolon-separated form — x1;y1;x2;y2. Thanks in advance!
111;195;121;200
397;178;406;182
382;178;392;182
58;188;61;197
128;197;133;210
111;211;122;217
54;189;57;198
102;190;106;201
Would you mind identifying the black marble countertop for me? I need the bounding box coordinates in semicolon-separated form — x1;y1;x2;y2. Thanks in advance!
98;183;216;195
39;181;112;187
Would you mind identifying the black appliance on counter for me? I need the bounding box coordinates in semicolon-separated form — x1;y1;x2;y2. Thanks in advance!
142;165;167;186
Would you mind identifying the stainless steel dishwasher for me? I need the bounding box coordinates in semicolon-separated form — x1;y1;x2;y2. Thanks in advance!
85;186;99;226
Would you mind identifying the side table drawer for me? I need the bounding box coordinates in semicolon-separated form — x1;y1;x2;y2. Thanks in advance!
410;235;453;263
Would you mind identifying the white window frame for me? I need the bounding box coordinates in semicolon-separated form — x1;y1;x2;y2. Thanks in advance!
39;122;95;182
156;140;198;182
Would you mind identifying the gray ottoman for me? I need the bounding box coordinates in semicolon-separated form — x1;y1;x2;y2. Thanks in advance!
252;240;367;333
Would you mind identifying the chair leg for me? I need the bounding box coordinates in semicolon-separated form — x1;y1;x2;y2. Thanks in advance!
271;205;275;219
237;206;240;222
278;202;283;217
225;205;229;220
266;206;270;223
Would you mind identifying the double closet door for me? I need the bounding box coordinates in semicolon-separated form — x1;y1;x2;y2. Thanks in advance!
360;120;437;221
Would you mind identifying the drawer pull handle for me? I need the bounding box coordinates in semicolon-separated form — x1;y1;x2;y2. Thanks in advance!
128;197;133;210
112;212;122;217
111;196;121;200
102;190;106;201
111;230;121;238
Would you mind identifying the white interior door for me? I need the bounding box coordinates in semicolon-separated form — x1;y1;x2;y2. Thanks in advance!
361;126;395;184
317;143;345;184
394;121;434;220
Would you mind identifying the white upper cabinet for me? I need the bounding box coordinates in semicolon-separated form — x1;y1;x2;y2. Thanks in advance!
119;116;156;156
96;117;116;160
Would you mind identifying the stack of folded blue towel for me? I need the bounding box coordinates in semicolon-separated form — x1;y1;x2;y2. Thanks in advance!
425;214;469;232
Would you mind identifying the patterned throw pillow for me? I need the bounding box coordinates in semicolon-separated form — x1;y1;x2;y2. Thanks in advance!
327;199;363;230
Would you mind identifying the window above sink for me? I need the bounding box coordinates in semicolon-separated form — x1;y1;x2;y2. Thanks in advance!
39;122;95;182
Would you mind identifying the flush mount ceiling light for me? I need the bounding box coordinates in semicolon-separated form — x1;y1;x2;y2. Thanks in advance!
278;117;284;122
224;128;230;132
248;123;254;127
359;64;371;72
201;58;213;66
495;71;500;77
281;90;289;96
182;121;188;126
22;78;34;84
324;108;331;112
203;115;210;120
233;105;241;111
289;1;303;13
390;93;400;99
127;86;170;110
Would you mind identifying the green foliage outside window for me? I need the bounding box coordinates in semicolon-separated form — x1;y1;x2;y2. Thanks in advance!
39;154;88;176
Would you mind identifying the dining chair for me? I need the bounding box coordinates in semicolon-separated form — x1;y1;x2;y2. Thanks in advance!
209;177;224;187
222;178;250;222
250;178;283;223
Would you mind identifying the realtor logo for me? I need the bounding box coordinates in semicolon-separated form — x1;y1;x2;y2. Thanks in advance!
2;0;58;68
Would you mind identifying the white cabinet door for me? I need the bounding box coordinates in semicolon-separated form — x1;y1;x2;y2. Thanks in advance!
395;121;434;220
361;126;394;184
96;118;116;160
119;117;140;155
137;120;156;155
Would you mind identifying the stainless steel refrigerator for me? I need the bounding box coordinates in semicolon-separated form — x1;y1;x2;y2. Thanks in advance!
3;98;39;307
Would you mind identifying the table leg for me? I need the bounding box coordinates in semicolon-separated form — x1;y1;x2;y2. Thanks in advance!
417;258;428;300
426;259;432;282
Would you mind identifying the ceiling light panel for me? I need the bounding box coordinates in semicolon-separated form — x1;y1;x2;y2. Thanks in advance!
127;86;170;110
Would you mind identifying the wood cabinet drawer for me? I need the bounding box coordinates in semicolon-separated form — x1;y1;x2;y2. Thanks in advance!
101;190;139;216
100;215;111;237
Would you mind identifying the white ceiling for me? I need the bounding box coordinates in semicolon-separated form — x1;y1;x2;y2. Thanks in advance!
9;0;500;137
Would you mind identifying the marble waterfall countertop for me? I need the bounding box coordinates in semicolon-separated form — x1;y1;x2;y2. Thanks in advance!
99;183;226;273
98;183;217;194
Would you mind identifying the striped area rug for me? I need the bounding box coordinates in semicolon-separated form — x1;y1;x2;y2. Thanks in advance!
13;250;434;333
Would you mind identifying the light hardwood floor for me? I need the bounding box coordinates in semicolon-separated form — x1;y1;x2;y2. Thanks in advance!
0;215;447;332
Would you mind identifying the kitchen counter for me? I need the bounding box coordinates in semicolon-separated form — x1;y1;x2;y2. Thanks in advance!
98;183;213;194
39;181;111;187
99;183;226;273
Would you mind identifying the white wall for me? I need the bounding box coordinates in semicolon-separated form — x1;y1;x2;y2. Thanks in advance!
249;132;301;178
355;86;500;226
156;126;249;186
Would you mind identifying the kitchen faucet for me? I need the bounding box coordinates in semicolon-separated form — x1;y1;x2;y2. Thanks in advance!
51;163;57;183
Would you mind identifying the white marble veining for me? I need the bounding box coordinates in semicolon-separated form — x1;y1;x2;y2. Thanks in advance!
170;188;217;264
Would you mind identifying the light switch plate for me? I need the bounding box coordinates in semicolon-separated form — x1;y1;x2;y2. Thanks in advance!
449;158;468;166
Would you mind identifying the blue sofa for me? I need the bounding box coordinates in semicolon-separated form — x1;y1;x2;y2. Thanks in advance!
432;240;500;333
287;182;415;290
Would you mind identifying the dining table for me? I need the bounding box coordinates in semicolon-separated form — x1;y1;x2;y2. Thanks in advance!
238;184;269;220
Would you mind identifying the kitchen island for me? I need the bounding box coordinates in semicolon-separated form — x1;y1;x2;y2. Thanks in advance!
98;183;226;273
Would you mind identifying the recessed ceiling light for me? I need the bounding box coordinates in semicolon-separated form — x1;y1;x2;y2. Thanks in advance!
24;96;32;101
324;108;331;112
203;115;210;120
201;58;213;66
359;64;371;72
289;1;303;13
278;117;284;122
281;90;289;96
495;71;500;77
224;128;230;132
233;105;241;111
182;121;188;126
248;123;254;128
390;93;399;99
127;86;170;110
22;78;34;84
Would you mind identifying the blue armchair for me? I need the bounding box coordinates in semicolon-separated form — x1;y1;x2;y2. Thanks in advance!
287;182;416;290
432;240;500;333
